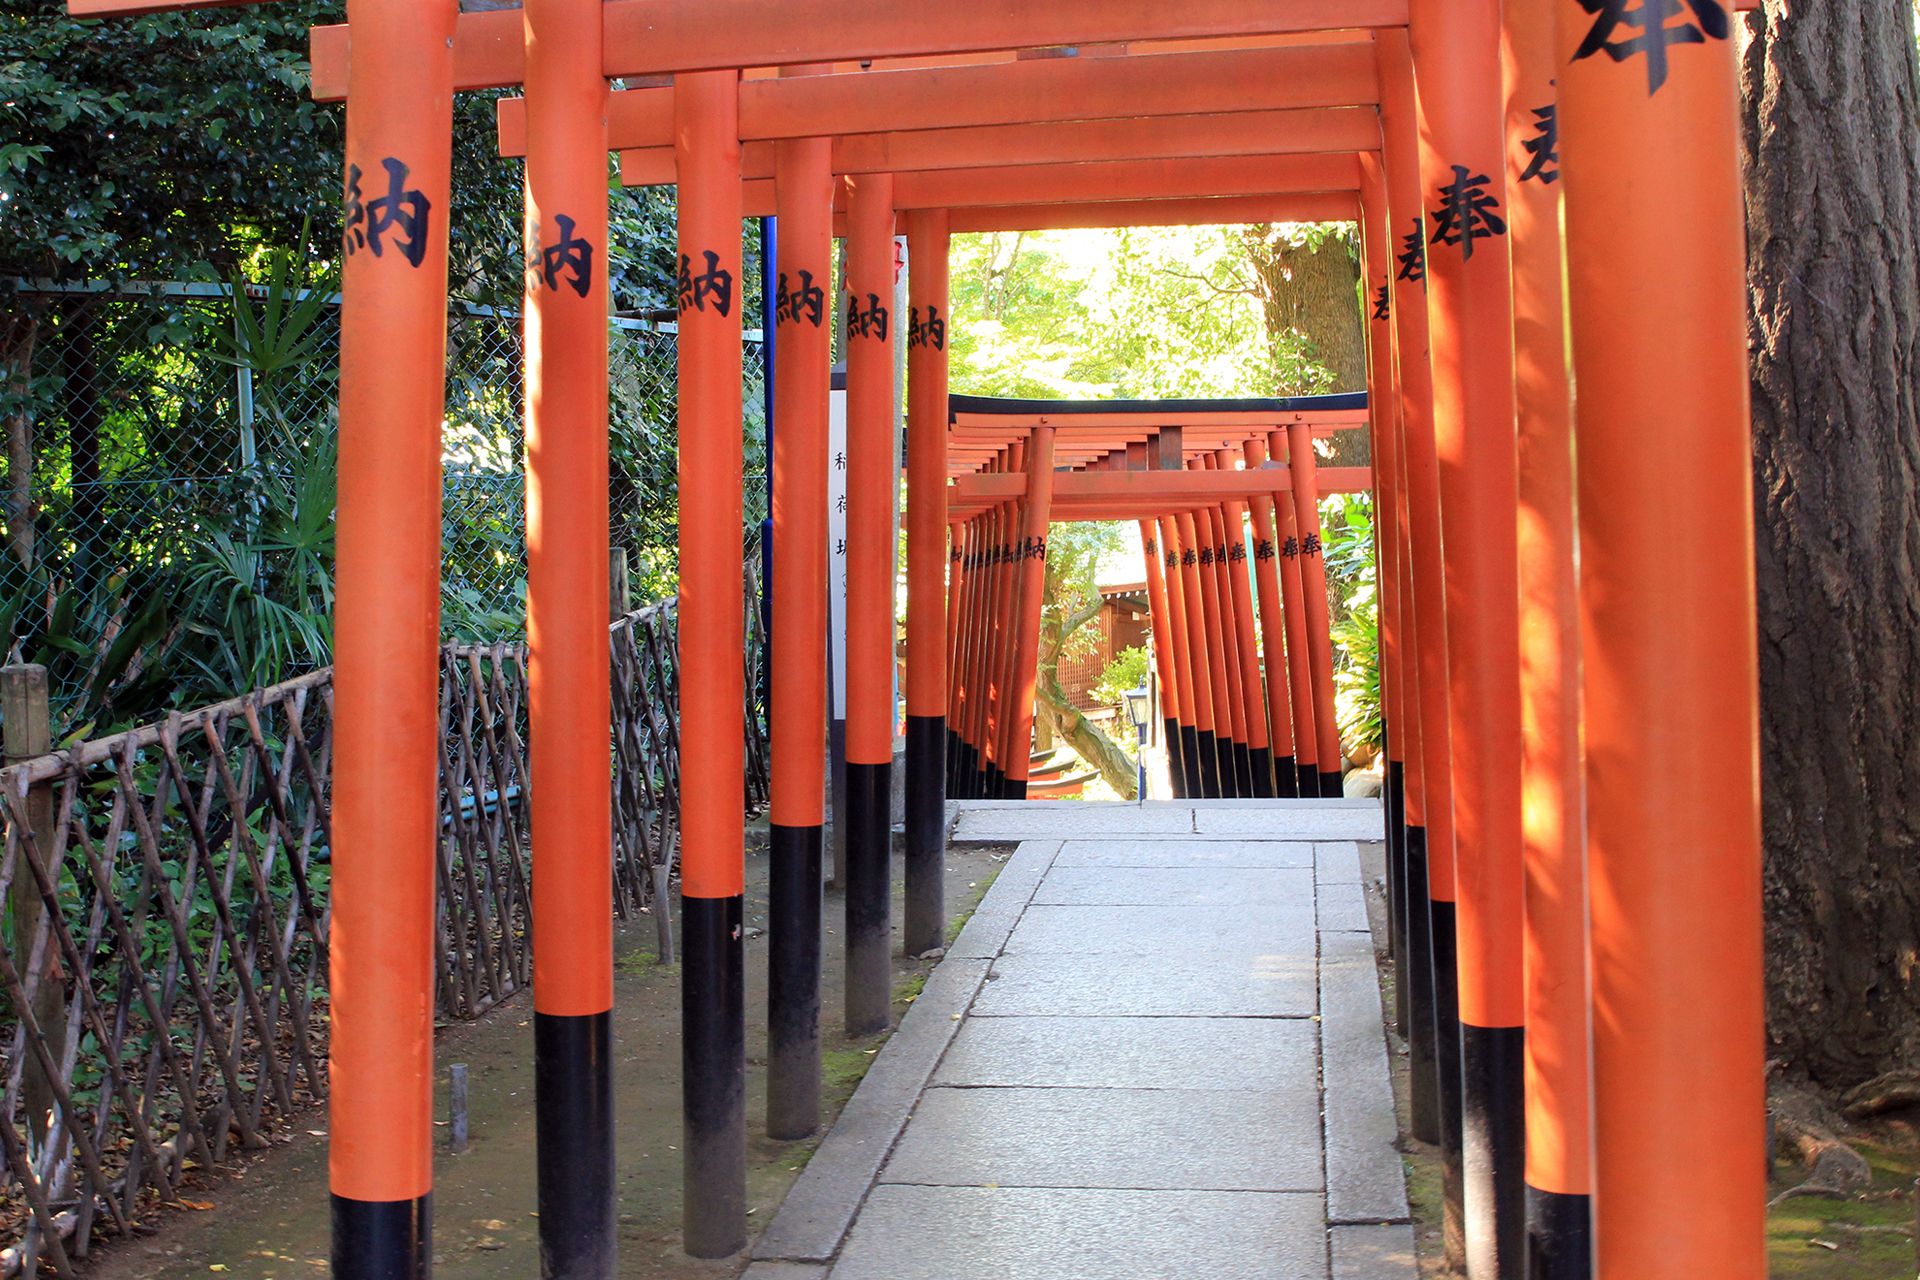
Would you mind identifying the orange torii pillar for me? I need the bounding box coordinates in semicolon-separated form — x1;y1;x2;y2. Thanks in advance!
1199;500;1244;797
947;514;974;795
993;443;1032;796
1411;0;1530;1271
1158;514;1207;799
983;460;1029;802
1151;431;1204;797
1379;24;1453;1158
1503;4;1590;1274
521;1;615;1274
1140;520;1188;798
1221;488;1273;797
1388;412;1428;1037
1187;468;1240;797
975;467;1010;795
903;208;950;956
1173;509;1225;797
1203;477;1254;795
1215;501;1253;798
958;506;994;797
1218;466;1273;796
946;518;970;793
843;171;897;1037
1004;428;1057;798
1560;4;1764;1277
327;2;455;1273
1271;440;1322;797
766;94;833;1142
1359;149;1413;1036
986;492;1010;798
972;478;1013;797
1244;441;1301;799
674;70;747;1260
1284;425;1344;798
1205;511;1241;797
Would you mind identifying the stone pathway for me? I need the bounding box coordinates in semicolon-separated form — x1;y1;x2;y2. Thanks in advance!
748;800;1412;1280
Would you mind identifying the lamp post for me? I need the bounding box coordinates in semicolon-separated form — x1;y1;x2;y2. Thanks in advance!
1122;686;1151;803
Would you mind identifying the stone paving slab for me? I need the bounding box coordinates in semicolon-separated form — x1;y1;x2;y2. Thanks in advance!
932;1015;1317;1091
970;950;1319;1019
829;1185;1329;1280
760;800;1410;1276
1316;879;1372;934
1331;1223;1418;1278
1004;902;1316;954
744;1264;830;1280
1320;931;1410;1225
1051;839;1315;868
879;1085;1325;1192
1315;841;1364;884
751;956;991;1262
1031;864;1316;908
952;803;1198;841
1193;803;1386;840
946;840;1059;960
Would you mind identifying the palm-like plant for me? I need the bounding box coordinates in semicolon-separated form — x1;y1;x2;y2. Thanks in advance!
202;218;339;434
181;434;335;692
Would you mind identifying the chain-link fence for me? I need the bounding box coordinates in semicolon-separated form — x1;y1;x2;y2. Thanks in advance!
0;282;768;730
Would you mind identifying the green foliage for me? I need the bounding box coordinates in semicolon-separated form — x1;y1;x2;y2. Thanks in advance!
0;1;348;283
0;4;750;724
1093;645;1150;707
179;432;335;693
0;3;642;307
1322;493;1379;754
200;217;337;428
1322;492;1376;589
947;226;1337;399
1041;521;1124;665
0;561;183;738
1334;585;1381;754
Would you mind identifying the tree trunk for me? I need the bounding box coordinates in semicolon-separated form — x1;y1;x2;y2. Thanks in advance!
2;315;36;573
1036;596;1138;798
1740;1;1920;1086
1243;227;1367;394
1036;666;1137;799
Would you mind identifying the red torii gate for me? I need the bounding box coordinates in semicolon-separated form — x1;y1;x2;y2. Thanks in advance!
62;3;1763;1280
937;394;1369;804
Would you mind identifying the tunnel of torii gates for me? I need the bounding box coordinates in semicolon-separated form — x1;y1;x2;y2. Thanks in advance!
72;0;1762;1278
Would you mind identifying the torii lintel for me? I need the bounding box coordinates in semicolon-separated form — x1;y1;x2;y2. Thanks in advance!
288;0;1414;98
488;42;1381;153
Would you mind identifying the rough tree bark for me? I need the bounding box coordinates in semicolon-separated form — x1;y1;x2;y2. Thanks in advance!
1740;1;1920;1085
1242;225;1367;394
1;314;36;572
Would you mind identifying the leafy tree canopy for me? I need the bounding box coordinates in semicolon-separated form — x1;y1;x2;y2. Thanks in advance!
0;1;681;307
948;225;1344;400
0;1;349;283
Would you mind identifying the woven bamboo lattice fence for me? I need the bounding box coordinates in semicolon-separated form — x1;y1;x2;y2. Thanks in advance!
0;566;770;1273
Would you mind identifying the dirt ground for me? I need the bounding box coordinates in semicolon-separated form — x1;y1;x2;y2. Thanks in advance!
72;829;1012;1280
